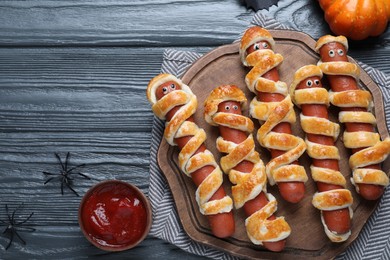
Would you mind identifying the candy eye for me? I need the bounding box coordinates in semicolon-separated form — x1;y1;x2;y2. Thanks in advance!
306;80;313;87
262;42;269;49
225;105;230;111
233;105;239;110
254;43;260;50
314;79;320;85
337;49;344;56
170;83;176;89
162;87;168;94
328;50;335;58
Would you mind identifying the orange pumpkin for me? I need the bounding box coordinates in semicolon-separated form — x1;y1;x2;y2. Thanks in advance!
318;0;390;40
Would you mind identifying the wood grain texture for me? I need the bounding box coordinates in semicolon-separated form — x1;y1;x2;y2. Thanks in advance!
0;0;252;47
0;0;389;258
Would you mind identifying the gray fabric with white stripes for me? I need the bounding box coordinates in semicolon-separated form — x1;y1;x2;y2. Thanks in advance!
148;12;390;259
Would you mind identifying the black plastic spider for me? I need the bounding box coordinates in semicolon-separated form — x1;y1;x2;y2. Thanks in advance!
0;203;35;250
43;152;91;196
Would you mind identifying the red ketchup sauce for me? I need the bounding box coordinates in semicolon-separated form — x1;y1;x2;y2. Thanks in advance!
80;182;148;249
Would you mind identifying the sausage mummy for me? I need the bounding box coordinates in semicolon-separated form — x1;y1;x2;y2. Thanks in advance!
315;35;390;200
240;26;308;203
146;74;235;238
290;65;353;242
204;85;291;251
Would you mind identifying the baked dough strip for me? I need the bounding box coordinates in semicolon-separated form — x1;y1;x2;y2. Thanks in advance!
239;26;308;192
290;65;353;242
204;84;291;245
147;74;233;216
315;36;390;195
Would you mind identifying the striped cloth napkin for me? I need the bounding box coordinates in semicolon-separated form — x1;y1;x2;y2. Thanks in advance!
148;12;390;260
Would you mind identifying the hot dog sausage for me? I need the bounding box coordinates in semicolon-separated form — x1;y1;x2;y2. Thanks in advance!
219;100;286;252
240;27;308;204
147;75;235;238
319;43;382;200
174;135;235;238
204;85;291;252
257;70;305;203
290;66;353;242
316;36;390;200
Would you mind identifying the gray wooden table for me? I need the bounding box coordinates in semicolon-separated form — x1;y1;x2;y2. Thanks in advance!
0;0;389;259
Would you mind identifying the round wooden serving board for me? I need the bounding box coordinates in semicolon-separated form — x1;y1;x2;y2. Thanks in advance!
156;29;390;259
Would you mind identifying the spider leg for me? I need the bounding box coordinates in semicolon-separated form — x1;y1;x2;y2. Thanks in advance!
75;172;91;180
5;205;12;222
5;229;13;250
72;171;98;181
44;176;57;184
42;171;58;176
55;153;65;171
65;152;71;171
15;212;34;226
66;176;75;183
66;182;80;197
2;226;8;234
14;229;26;245
64;175;74;185
67;164;86;173
11;204;22;222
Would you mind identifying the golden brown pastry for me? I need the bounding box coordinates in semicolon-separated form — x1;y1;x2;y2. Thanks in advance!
290;64;353;242
204;84;291;248
315;35;390;200
147;74;234;235
239;26;308;203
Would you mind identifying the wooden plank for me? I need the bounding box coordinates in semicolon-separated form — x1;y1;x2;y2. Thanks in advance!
0;227;203;259
0;0;388;71
0;0;388;49
0;0;253;46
